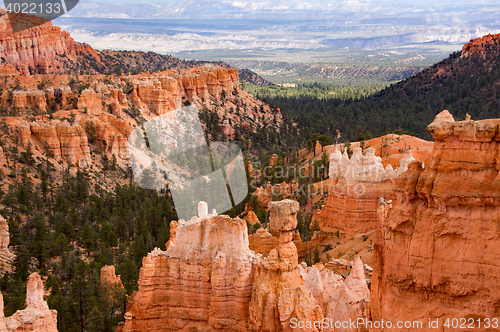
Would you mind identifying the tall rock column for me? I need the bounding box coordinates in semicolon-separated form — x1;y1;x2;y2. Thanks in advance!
250;199;323;332
4;272;58;332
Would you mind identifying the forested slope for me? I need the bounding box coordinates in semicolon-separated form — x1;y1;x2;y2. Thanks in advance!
256;43;500;142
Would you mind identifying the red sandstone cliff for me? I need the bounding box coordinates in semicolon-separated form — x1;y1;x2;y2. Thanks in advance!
371;110;500;330
0;10;100;76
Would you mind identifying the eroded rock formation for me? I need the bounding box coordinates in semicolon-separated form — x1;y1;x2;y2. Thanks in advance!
371;110;500;329
249;199;323;331
77;88;103;115
122;206;258;332
253;181;295;209
130;67;239;115
12;90;47;111
325;256;370;332
19;120;91;167
100;265;124;291
0;9;100;75
122;199;371;332
2;273;58;332
248;228;278;257
313;146;417;239
462;33;500;58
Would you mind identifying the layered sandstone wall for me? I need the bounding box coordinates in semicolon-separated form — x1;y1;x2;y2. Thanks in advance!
130;67;239;115
19;119;92;167
313;147;417;239
371;110;500;330
0;10;100;75
18;111;134;168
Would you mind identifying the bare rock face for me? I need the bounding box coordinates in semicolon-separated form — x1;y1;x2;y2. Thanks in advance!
249;227;279;257
371;111;500;329
18;111;133;168
3;273;58;332
122;214;258;332
0;64;19;77
313;146;420;239
249;228;328;263
77;88;103;115
0;146;4;164
130;67;239;115
12;90;47;112
0;10;100;75
250;199;323;332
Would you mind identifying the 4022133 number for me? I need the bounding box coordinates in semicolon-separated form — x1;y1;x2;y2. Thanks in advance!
5;2;62;15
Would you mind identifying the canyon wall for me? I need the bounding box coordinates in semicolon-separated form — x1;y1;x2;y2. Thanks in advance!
313;147;417;239
130;66;239;115
371;110;500;330
0;9;100;75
